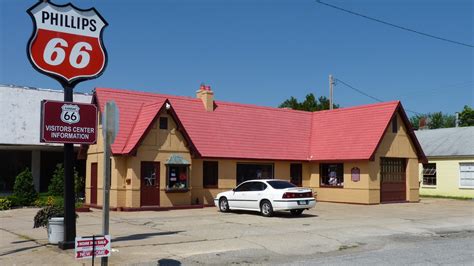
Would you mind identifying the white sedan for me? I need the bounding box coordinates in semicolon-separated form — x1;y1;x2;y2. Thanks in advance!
214;179;316;217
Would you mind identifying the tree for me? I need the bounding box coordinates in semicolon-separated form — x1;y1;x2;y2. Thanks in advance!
279;93;338;111
48;164;80;197
410;112;455;130
458;105;474;127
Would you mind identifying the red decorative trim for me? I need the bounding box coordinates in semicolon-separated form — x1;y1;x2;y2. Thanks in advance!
75;207;91;212
316;200;379;205
319;185;344;189
84;203;214;212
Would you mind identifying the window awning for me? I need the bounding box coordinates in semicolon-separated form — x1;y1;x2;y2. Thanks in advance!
166;154;190;165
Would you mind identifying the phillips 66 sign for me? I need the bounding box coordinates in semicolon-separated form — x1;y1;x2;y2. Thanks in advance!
27;1;108;87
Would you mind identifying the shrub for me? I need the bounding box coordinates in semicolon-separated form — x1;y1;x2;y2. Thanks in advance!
33;205;64;228
48;164;64;197
0;198;12;210
34;195;62;207
13;168;38;206
7;195;20;207
48;164;81;197
74;171;85;199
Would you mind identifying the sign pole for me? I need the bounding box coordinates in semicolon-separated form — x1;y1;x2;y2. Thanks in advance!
59;84;76;250
101;101;118;266
101;110;111;266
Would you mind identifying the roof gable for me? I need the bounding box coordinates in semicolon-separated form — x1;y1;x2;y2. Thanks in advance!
309;101;400;161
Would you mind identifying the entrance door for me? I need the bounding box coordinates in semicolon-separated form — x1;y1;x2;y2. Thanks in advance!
90;163;97;205
290;163;302;187
380;158;406;202
140;162;160;206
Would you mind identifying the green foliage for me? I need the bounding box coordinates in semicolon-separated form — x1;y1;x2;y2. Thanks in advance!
410;105;474;130
13;168;38;206
459;105;474;127
6;195;20;207
75;172;85;199
48;164;81;197
409;112;455;130
33;205;64;228
34;194;63;208
48;164;64;196
279;93;339;112
0;198;12;210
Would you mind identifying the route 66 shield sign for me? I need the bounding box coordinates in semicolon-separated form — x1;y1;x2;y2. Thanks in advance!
60;104;80;124
27;1;108;87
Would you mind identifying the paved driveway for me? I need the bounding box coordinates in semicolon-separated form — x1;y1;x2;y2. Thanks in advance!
1;198;473;265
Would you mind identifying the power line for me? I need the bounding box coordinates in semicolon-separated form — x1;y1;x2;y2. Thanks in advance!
315;0;474;48
334;78;423;115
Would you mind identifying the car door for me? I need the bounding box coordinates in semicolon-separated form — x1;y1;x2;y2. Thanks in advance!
245;182;267;210
230;182;252;209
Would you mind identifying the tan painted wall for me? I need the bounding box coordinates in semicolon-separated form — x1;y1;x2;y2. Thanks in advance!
310;113;420;204
310;161;373;204
369;113;420;203
190;159;311;205
86;111;192;208
419;157;474;198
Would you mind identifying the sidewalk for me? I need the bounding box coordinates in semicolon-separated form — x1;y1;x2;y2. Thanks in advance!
1;198;473;265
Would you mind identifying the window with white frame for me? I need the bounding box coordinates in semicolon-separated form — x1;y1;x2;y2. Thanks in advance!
422;163;436;186
459;163;474;188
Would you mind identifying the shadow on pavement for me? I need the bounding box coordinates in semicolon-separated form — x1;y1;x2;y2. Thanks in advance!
158;258;182;266
113;231;184;243
230;210;318;219
0;244;47;257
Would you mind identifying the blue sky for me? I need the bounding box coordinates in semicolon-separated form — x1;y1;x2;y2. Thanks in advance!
1;0;472;116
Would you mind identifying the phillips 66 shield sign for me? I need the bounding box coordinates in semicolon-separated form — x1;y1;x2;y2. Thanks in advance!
27;1;108;86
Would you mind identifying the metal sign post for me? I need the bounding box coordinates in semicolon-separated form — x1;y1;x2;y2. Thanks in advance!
101;101;118;266
26;0;108;250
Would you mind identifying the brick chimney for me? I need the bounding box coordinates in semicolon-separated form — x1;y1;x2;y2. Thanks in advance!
419;117;427;130
196;84;214;111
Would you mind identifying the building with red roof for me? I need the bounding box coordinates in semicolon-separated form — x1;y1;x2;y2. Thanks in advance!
86;85;426;210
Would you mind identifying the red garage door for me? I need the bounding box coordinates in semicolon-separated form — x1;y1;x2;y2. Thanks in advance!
380;158;406;203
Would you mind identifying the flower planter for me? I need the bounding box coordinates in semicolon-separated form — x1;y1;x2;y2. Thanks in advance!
47;217;64;244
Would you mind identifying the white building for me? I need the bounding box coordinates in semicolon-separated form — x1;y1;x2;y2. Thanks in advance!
0;84;92;193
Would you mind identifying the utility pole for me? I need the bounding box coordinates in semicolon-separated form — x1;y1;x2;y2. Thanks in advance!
329;74;334;110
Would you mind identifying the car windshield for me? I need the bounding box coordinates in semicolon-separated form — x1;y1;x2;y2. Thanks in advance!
267;180;296;189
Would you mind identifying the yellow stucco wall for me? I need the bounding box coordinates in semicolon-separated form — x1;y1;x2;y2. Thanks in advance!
190;159;309;205
371;113;420;203
419;157;474;198
86;111;192;208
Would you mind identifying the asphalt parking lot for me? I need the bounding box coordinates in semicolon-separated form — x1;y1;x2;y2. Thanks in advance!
1;198;473;265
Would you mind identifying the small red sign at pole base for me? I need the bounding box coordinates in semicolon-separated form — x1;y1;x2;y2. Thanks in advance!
75;235;111;260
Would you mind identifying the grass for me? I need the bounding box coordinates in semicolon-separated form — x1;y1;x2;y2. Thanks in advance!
338;244;359;251
421;194;473;200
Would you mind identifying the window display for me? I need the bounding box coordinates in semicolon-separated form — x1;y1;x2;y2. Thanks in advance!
321;163;344;187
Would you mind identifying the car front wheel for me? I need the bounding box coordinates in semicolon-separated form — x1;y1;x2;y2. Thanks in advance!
290;209;304;216
260;200;274;217
219;197;230;212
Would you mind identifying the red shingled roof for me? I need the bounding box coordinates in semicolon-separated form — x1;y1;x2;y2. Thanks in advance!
310;101;398;161
93;88;425;161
